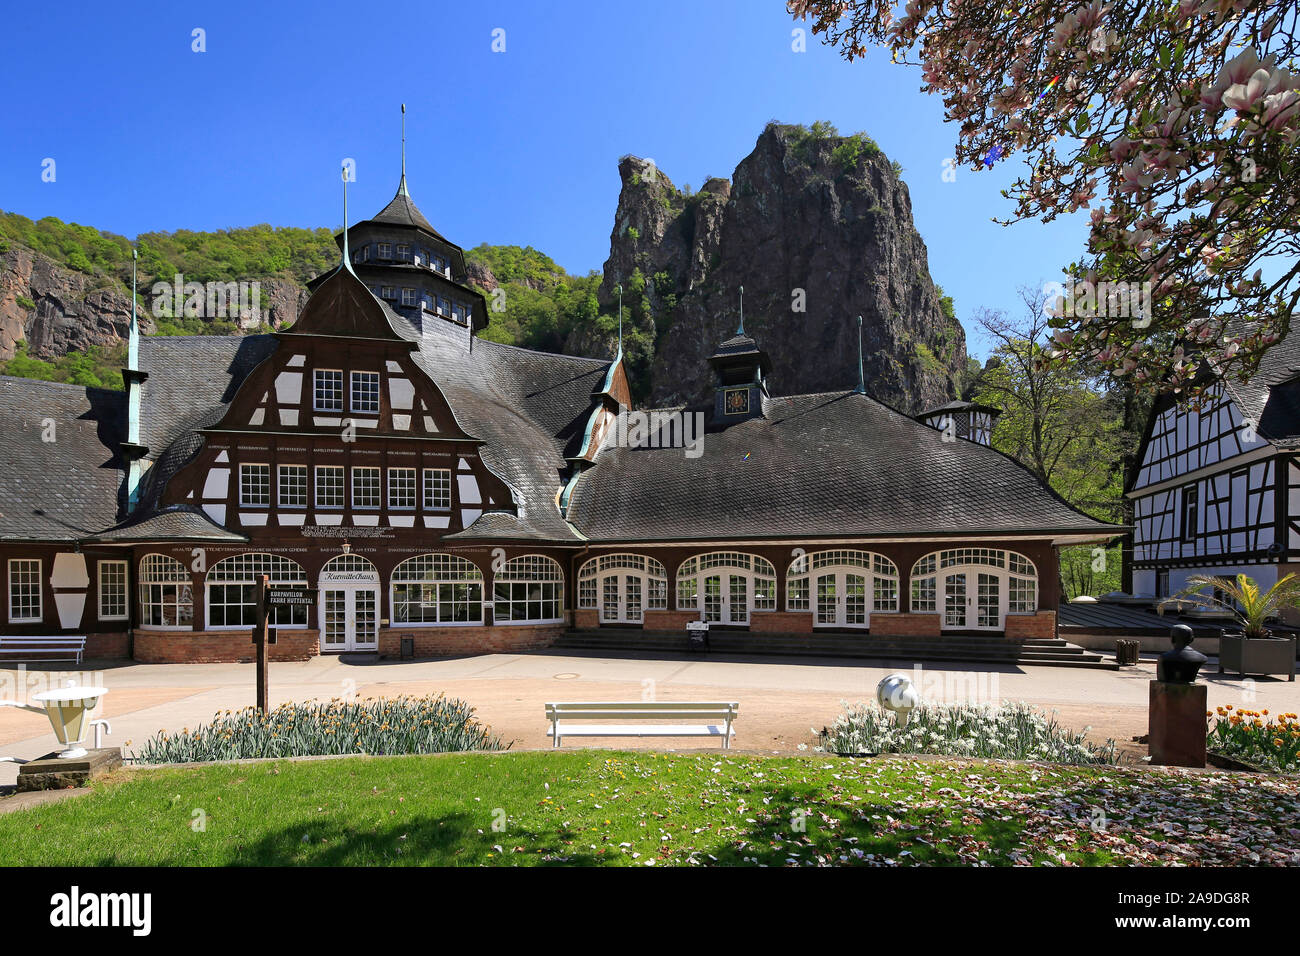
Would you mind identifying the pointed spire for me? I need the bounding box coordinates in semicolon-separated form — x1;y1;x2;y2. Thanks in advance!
854;315;866;394
128;246;139;372
737;285;745;336
340;163;356;275
398;103;409;197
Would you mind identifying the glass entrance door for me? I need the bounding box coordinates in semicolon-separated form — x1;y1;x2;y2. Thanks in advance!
944;572;967;628
700;573;749;624
318;586;379;651
599;574;645;624
814;572;869;627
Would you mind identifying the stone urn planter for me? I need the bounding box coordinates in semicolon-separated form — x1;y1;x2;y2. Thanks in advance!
1218;629;1297;681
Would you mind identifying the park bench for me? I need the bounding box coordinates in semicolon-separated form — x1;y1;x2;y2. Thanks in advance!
0;635;86;665
545;701;739;750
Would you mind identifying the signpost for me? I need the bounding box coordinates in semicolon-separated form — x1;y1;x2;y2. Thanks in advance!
250;579;318;713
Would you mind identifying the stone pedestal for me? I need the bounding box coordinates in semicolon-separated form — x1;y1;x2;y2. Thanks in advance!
1148;681;1207;768
15;748;122;792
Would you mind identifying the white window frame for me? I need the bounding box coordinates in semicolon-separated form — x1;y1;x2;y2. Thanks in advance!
315;465;345;509
350;370;381;414
378;242;392;260
401;287;416;306
388;467;417;510
352;466;381;510
98;560;129;621
8;558;41;623
493;555;564;624
390;554;484;626
206;553;309;630
423;467;452;511
278;464;308;509
313;369;343;412
239;463;270;507
138;554;193;629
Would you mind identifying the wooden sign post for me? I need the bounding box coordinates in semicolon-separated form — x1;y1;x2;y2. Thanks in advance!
253;574;270;713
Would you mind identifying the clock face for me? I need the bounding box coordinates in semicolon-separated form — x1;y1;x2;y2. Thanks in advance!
725;388;749;415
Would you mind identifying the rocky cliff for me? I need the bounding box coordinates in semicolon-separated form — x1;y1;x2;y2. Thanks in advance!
570;124;966;413
0;244;309;361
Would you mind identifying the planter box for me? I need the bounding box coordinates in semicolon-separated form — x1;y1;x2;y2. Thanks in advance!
1218;632;1296;681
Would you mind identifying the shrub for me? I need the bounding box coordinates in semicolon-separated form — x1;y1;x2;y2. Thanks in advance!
16;295;35;311
1207;707;1300;772
819;700;1119;765
134;694;507;764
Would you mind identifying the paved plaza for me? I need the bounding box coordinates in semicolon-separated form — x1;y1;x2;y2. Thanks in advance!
4;649;1297;784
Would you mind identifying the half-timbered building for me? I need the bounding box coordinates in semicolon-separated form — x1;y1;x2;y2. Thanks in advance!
1128;331;1300;609
0;170;1119;662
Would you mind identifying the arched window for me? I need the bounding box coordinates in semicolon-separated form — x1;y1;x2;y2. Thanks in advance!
139;554;192;628
911;548;1037;630
577;553;668;624
206;553;308;628
493;555;564;623
676;552;777;624
577;554;668;609
391;554;483;624
785;550;898;626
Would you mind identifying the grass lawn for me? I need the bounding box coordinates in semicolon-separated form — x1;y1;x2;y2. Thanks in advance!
1;750;1297;866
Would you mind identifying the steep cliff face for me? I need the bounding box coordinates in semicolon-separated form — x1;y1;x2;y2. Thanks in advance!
574;124;966;413
0;244;147;358
0;243;310;360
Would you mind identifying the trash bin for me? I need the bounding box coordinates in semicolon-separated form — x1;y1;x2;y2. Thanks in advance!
400;636;415;660
686;620;710;653
1116;639;1140;666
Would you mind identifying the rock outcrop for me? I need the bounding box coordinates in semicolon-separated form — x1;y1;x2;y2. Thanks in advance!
0;244;147;358
571;124;966;413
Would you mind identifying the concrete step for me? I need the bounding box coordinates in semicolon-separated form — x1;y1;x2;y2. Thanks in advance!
552;629;1117;669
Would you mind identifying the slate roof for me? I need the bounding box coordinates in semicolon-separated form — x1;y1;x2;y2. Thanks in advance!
86;506;246;543
380;301;609;542
1221;324;1300;447
367;178;446;241
0;377;125;541
564;390;1119;543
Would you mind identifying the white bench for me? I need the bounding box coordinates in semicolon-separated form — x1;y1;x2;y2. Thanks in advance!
0;635;86;664
545;701;739;750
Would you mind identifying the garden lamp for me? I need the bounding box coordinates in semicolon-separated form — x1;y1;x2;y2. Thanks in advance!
877;673;919;727
0;679;109;759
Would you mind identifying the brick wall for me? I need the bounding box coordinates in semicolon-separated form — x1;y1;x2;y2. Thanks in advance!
872;613;942;638
378;623;564;658
85;631;129;660
1004;611;1057;640
643;610;698;631
751;611;813;633
573;609;599;629
134;629;321;663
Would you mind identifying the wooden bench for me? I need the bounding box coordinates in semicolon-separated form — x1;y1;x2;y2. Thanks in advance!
0;636;86;665
545;701;739;750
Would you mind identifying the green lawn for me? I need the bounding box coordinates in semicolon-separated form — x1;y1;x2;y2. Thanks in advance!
1;750;1296;866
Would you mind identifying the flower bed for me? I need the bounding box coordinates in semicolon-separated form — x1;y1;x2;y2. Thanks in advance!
134;694;507;764
1207;706;1300;773
819;700;1119;765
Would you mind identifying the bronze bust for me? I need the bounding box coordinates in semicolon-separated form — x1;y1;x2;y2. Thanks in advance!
1157;624;1207;684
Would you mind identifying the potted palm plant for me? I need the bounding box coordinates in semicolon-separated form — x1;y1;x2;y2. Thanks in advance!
1159;573;1297;681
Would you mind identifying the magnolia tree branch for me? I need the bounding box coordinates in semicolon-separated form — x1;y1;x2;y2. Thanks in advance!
793;0;1300;400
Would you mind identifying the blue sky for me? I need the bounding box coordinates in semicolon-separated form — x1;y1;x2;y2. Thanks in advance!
3;0;1093;359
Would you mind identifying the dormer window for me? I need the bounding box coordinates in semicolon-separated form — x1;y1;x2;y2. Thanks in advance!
378;243;392;260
